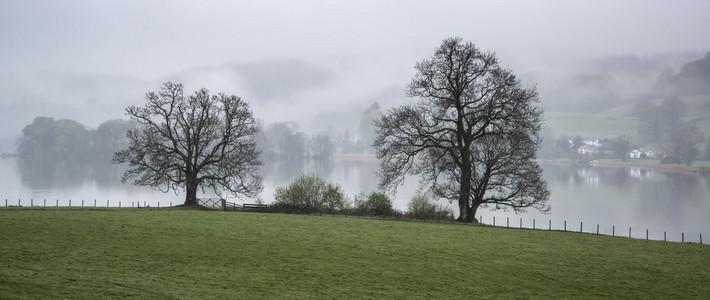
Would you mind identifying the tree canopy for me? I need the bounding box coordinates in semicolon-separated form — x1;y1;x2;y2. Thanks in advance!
374;37;549;222
113;82;263;206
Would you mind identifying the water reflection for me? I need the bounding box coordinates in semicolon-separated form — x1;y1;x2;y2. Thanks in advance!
17;157;103;190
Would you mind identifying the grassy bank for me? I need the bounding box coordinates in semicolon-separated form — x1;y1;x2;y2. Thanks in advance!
2;208;709;298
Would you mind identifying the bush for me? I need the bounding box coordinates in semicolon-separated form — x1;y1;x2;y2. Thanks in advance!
407;194;453;220
350;192;394;216
407;194;437;220
365;192;393;216
273;174;345;214
353;192;369;216
322;184;346;215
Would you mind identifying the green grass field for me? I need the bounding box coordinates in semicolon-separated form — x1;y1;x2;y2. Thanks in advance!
545;94;710;140
2;208;709;298
545;112;639;139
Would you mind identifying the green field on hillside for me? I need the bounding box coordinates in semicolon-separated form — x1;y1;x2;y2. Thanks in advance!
544;112;639;139
545;95;710;140
2;208;709;298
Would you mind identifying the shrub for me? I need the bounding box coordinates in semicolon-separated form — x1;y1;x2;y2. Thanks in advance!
322;184;346;215
273;174;345;214
407;194;454;220
408;194;437;220
353;192;369;216
365;192;393;216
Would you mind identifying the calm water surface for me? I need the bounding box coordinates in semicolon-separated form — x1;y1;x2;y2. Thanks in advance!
2;158;708;241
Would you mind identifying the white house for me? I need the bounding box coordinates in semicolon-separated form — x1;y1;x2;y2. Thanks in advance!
582;138;601;147
577;145;599;155
629;148;655;159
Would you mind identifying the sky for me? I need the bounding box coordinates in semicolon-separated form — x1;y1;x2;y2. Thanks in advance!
1;0;709;139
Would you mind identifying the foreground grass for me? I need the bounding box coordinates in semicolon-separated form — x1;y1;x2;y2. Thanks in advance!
1;208;709;298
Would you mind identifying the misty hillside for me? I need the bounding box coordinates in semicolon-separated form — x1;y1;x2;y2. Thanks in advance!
2;51;709;154
539;51;708;113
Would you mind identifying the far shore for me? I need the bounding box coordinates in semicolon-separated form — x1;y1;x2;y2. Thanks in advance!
330;154;710;175
537;158;710;175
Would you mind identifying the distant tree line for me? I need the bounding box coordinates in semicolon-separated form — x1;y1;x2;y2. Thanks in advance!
16;102;380;165
17;116;139;163
254;102;382;160
255;121;334;160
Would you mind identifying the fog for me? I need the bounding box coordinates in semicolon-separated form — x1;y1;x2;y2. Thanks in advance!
2;0;710;149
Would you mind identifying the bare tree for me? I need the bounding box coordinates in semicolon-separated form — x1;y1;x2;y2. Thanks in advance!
113;82;263;206
611;135;635;162
374;37;549;222
663;125;705;166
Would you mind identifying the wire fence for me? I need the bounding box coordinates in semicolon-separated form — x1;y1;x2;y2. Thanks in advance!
3;198;175;209
476;215;704;244
3;197;704;244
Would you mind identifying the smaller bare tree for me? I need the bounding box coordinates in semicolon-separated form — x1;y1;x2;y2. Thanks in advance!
611;135;635;162
113;82;263;206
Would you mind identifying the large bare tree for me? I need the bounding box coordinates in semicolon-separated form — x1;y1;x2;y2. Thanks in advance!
113;82;263;206
374;37;549;222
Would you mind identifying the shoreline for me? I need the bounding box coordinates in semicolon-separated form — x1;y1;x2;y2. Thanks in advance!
537;158;710;175
329;155;709;175
592;160;710;175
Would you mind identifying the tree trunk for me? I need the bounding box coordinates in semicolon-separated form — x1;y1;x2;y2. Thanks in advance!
469;203;479;224
457;177;473;223
184;175;199;207
458;150;474;223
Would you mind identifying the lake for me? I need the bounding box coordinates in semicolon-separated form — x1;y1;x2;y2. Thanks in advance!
2;158;708;242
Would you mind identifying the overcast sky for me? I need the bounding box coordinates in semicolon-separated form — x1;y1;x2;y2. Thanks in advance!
3;0;709;77
1;0;709;136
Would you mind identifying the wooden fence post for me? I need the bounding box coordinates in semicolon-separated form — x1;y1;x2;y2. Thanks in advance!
664;231;666;241
44;199;46;207
221;199;226;211
549;220;551;230
580;222;583;233
56;199;58;207
493;216;496;226
596;224;599;235
507;217;509;228
520;218;522;229
69;199;71;207
107;200;110;207
612;226;615;237
94;199;97;207
533;219;536;230
646;229;648;241
682;232;684;243
629;227;631;238
564;220;567;231
700;233;703;244
31;198;33;207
